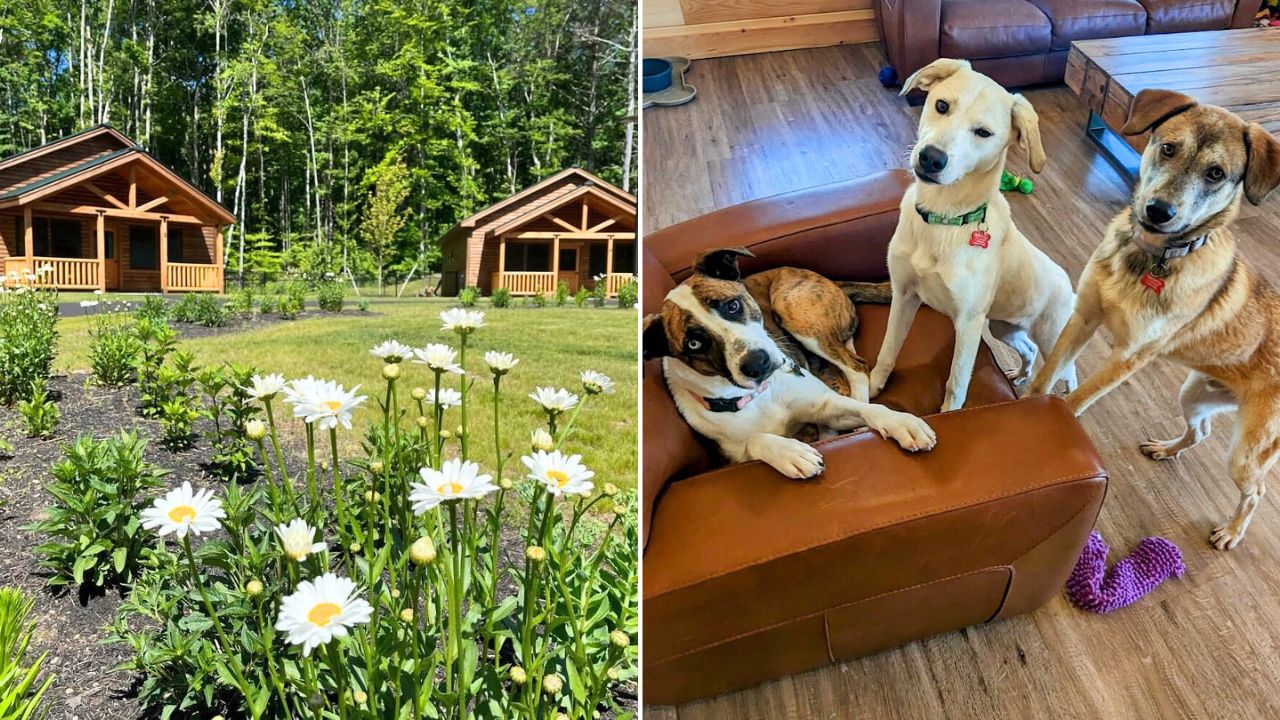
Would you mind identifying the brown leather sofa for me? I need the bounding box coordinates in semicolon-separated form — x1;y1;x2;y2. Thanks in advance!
875;0;1261;88
642;169;1109;706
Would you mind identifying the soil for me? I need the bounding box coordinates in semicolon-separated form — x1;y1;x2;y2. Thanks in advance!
0;373;636;719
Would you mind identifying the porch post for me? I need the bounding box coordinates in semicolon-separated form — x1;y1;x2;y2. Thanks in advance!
159;215;169;293
214;226;225;293
606;234;615;286
96;211;106;292
551;233;561;295
497;236;507;294
23;206;32;267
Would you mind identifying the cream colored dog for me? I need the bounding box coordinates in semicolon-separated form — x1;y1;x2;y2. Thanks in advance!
868;59;1077;411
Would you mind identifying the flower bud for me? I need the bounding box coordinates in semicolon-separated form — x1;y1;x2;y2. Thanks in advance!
612;502;628;517
606;667;619;682
556;714;569;720
382;364;401;380
509;666;528;685
603;482;619;497
411;387;427;400
349;542;362;554
245;579;264;596
525;545;547;563
370;460;384;474
542;673;563;696
400;607;414;623
244;420;268;441
353;690;368;705
363;490;381;503
439;429;453;439
499;477;514;491
531;428;555;452
416;416;429;428
306;694;325;710
410;536;437;566
610;630;630;648
391;588;401;599
455;425;464;437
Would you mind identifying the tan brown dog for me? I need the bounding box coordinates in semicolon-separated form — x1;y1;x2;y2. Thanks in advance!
1031;89;1280;550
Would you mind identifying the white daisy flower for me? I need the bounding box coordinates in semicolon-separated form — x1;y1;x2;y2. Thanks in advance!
522;450;595;496
411;343;464;375
79;300;99;308
426;388;462;408
370;340;415;364
529;387;579;415
409;459;498;513
286;376;367;430
580;370;614;395
484;351;519;375
247;373;288;401
275;519;327;562
439;308;486;334
140;481;226;539
275;573;373;657
531;428;555;452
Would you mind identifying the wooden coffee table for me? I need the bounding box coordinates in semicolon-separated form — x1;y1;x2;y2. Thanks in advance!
1066;27;1280;179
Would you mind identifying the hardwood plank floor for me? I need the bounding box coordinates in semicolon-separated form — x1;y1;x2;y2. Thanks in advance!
642;43;1280;719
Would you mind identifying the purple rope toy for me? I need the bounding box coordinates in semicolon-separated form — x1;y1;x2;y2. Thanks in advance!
1064;531;1186;613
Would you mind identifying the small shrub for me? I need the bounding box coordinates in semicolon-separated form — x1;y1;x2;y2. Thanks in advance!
0;437;12;457
554;280;570;307
192;294;226;327
17;379;59;439
525;291;548;308
168;293;200;323
226;287;256;317
0;587;54;716
134;294;168;323
590;279;608;308
198;364;260;481
279;294;304;320
159;396;199;450
136;319;178;417
258;294;279;315
574;287;589;308
317;281;345;313
89;312;141;386
0;287;58;404
617;278;638;309
358;297;370;312
32;432;167;588
459;285;479;307
491;287;511;308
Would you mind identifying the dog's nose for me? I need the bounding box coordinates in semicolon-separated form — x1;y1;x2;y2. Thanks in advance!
918;145;948;175
740;349;772;380
1145;199;1177;226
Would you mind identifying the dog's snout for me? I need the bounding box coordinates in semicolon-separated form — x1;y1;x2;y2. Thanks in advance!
739;349;772;380
918;145;948;174
1145;199;1177;226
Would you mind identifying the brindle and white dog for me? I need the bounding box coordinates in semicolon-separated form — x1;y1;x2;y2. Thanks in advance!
1031;89;1280;550
643;247;937;479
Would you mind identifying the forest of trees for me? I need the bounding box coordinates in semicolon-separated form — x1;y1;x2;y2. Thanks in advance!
0;0;638;290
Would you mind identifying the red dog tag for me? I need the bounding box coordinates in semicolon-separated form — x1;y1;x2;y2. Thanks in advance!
1140;272;1165;294
969;230;990;249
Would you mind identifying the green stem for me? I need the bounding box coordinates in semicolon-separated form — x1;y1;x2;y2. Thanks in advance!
305;423;319;521
181;536;261;720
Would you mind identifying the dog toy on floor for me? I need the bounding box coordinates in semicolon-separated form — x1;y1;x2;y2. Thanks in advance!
1065;531;1185;613
1001;169;1034;194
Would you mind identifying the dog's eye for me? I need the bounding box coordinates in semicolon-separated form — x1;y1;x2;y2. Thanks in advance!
725;299;742;315
935;99;949;115
1205;166;1226;183
1160;142;1176;158
685;337;704;352
973;128;992;138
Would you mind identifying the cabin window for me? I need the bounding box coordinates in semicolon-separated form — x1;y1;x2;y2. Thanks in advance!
104;231;115;260
19;218;82;258
503;242;552;272
130;226;158;270
613;243;637;274
167;228;185;263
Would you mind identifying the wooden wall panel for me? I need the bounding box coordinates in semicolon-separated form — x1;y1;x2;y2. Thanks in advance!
643;0;877;59
678;0;871;25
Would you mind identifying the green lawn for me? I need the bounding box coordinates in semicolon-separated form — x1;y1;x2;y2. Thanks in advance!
55;300;639;489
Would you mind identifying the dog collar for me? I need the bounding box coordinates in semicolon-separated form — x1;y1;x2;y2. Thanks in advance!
692;381;769;413
915;203;988;226
1142;234;1208;279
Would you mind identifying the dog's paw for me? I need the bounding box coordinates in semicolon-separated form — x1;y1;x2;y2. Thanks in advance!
1210;524;1245;551
869;409;937;452
763;438;825;480
1139;438;1183;461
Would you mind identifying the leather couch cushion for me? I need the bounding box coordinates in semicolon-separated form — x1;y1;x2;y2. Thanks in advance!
1138;0;1234;32
1029;0;1148;50
941;0;1053;59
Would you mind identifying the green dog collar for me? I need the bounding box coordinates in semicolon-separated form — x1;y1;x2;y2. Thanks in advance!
915;203;988;226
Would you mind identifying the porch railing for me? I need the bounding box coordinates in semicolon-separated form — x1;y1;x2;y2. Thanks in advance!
605;273;635;297
4;257;100;290
167;263;222;292
491;271;556;296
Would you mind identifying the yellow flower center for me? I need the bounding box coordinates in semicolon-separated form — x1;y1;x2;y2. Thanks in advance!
322;400;343;412
437;482;464;495
168;505;197;523
308;602;343;627
546;470;570;488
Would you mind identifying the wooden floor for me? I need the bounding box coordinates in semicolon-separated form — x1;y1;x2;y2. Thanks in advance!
643;44;1280;719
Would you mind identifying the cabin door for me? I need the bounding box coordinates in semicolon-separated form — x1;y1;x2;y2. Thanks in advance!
103;227;120;291
557;246;579;290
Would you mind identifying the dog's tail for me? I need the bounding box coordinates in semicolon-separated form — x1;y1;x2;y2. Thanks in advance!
838;281;892;304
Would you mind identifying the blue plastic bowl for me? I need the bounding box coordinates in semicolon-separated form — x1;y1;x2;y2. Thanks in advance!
643;58;673;93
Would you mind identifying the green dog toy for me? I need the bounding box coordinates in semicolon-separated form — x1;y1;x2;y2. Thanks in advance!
1001;170;1034;194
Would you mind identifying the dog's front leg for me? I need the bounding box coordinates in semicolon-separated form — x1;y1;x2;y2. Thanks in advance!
1064;344;1160;415
869;286;922;398
737;433;826;480
808;395;937;453
1030;273;1103;396
941;312;987;412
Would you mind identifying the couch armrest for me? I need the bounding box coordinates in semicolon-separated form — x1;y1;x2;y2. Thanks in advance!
1231;0;1263;27
875;0;943;80
645;170;911;285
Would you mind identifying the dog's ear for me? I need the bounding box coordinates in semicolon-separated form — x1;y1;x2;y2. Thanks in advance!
1244;122;1280;206
1122;89;1197;136
693;247;754;281
642;314;670;360
1011;94;1046;174
900;58;970;97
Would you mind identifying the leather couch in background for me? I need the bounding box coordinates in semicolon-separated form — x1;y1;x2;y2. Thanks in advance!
642;170;1109;706
875;0;1261;88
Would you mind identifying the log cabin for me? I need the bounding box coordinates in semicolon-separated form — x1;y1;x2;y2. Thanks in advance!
439;168;637;297
0;125;234;293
